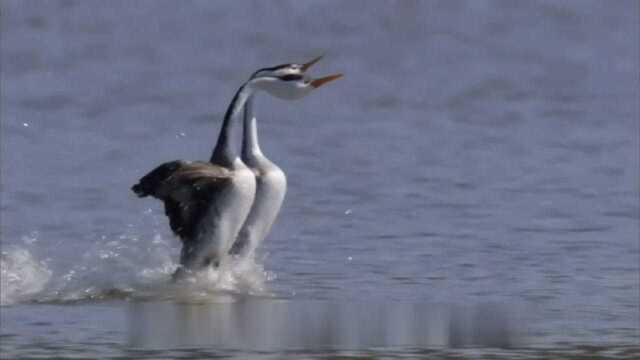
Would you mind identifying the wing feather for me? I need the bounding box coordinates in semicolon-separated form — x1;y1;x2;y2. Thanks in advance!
132;161;232;241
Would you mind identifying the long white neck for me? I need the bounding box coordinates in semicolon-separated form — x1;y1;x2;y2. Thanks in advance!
242;95;264;160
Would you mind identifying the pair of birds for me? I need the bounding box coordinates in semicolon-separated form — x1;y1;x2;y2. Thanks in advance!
131;56;342;280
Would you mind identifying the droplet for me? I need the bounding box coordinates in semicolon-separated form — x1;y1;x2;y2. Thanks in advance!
347;256;353;261
23;123;29;127
344;209;352;215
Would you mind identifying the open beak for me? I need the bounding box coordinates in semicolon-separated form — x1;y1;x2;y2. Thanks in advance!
300;55;323;72
300;55;343;88
310;74;343;88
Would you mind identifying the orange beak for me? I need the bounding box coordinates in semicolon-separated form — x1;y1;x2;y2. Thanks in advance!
310;74;343;88
300;55;323;72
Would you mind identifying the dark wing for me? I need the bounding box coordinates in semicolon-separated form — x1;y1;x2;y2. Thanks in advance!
131;160;185;198
132;161;232;240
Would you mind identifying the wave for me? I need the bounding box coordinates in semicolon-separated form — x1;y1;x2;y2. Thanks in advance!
1;234;274;306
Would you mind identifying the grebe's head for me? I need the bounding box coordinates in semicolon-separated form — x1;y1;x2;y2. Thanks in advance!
248;55;343;100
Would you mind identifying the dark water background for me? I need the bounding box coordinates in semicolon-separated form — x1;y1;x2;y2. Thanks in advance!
1;0;638;358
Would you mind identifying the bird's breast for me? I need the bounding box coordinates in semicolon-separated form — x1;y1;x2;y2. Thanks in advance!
251;167;287;222
256;167;286;195
232;166;256;200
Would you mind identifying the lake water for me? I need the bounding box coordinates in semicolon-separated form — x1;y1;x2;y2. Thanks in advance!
1;0;638;358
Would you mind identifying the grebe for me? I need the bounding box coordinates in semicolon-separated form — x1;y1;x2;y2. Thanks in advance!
230;56;342;260
132;57;341;278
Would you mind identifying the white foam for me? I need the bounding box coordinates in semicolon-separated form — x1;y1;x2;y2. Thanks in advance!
0;247;51;305
146;256;272;302
2;233;273;304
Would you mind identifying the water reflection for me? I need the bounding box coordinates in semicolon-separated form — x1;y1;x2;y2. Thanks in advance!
128;298;523;350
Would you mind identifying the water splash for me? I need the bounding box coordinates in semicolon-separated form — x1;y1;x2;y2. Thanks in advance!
0;247;52;305
2;232;273;305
